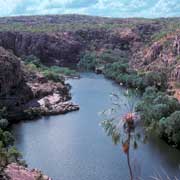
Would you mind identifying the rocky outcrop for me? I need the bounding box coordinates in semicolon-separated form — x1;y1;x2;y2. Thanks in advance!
131;30;180;81
0;46;22;95
0;46;79;121
0;15;164;66
38;94;79;115
0;32;83;66
0;46;33;110
5;163;52;180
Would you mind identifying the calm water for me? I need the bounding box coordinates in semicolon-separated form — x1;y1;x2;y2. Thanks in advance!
12;73;180;180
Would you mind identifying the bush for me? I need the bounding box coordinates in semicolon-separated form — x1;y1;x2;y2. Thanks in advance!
0;129;14;147
42;70;62;82
136;87;180;146
23;55;41;67
142;72;167;91
78;51;97;70
50;66;78;76
0;107;23;167
78;49;128;71
23;55;78;82
159;111;180;146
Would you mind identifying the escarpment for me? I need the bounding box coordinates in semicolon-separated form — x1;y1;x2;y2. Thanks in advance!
0;32;83;66
0;15;163;66
0;45;79;122
131;30;180;83
0;14;180;180
0;15;180;114
0;46;33;110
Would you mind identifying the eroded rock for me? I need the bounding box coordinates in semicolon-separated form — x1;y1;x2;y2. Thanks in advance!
5;163;52;180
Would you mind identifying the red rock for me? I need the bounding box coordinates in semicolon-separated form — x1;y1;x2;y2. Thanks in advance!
5;163;52;180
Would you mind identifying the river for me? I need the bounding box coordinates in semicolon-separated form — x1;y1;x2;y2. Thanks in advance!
12;73;180;180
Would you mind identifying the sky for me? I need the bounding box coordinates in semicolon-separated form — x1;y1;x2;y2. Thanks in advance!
0;0;180;18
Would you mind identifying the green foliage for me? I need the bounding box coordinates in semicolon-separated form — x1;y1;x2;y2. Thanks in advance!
0;20;135;33
0;129;14;147
50;66;78;77
79;49;167;92
104;63;167;91
0;144;23;168
7;146;22;163
23;55;42;67
78;49;128;71
159;111;180;147
42;70;62;82
78;51;97;70
151;31;168;41
142;72;167;91
0;107;23;168
136;87;180;146
24;55;78;82
24;107;42;120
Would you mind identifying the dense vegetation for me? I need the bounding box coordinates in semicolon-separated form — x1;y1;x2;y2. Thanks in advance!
79;48;180;148
136;87;180;147
0;15;179;38
0;108;23;176
23;55;79;82
78;49;167;91
0;15;152;32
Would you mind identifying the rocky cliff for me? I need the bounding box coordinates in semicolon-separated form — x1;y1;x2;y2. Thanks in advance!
0;45;79;122
0;32;82;66
0;15;165;66
0;46;33;110
0;14;180;109
0;14;180;180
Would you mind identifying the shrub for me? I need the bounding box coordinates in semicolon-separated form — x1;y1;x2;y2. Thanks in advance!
136;87;180;146
23;55;41;67
23;55;78;82
0;129;14;147
50;66;78;76
159;111;180;146
0;107;23;167
42;70;62;82
142;72;167;91
78;51;97;70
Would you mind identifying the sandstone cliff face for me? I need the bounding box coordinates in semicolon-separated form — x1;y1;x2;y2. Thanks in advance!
0;46;33;109
131;30;180;81
0;32;83;66
0;15;179;109
0;46;22;96
0;15;163;66
0;27;150;66
0;46;79;121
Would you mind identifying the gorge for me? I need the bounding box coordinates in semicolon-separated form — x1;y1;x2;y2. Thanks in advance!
11;73;180;180
0;14;180;179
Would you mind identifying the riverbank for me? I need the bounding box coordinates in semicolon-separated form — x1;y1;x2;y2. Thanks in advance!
0;50;80;179
12;73;180;180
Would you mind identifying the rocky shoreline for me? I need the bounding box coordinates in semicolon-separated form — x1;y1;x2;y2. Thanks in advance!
4;163;52;180
0;46;79;180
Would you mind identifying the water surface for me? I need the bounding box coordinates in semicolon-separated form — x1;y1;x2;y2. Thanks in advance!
12;73;180;180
